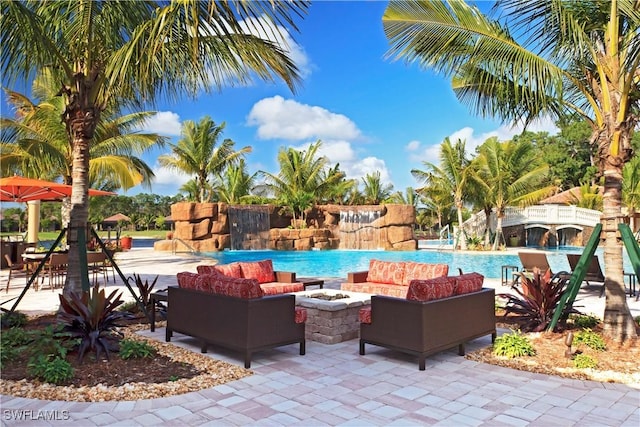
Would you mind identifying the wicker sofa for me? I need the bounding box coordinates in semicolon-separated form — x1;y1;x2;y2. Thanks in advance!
166;271;307;368
197;259;304;295
358;272;496;370
341;259;449;297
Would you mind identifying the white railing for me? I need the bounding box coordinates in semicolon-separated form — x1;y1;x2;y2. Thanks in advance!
462;205;601;236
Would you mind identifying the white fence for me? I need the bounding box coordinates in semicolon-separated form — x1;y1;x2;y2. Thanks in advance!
463;205;601;236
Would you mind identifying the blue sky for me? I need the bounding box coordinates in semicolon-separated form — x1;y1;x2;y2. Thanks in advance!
4;1;559;198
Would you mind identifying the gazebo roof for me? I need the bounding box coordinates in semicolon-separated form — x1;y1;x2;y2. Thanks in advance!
103;213;131;223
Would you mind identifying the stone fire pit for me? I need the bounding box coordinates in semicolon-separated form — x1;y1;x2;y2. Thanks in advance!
294;289;372;344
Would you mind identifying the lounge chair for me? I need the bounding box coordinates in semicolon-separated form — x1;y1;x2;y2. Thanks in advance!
567;254;605;297
511;252;554;288
518;251;553;274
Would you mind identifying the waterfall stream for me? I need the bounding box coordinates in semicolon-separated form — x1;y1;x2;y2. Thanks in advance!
338;210;382;250
228;206;270;250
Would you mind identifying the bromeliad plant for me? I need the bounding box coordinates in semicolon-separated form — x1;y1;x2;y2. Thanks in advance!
498;268;576;332
58;285;127;363
127;273;158;312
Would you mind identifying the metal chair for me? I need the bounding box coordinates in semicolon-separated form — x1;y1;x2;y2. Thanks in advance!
4;254;31;293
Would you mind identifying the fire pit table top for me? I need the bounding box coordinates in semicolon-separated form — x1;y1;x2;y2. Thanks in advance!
293;289;372;311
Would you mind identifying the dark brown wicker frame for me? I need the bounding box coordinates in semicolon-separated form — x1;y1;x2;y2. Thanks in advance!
166;286;305;368
360;288;496;370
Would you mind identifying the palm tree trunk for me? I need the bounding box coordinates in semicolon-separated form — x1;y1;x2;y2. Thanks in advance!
62;77;100;299
492;215;504;251
601;167;637;341
456;204;467;250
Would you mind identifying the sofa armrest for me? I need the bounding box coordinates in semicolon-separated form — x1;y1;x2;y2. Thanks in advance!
347;271;369;283
275;271;296;282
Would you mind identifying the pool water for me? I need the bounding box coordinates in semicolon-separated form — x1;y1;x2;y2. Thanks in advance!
202;249;632;279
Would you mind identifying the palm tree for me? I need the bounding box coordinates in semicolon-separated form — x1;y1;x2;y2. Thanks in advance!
474;137;556;250
1;0;307;296
412;138;472;250
416;184;454;231
1;70;164;192
213;158;257;204
258;141;344;226
389;186;418;206
361;171;393;205
158;116;251;203
383;0;639;340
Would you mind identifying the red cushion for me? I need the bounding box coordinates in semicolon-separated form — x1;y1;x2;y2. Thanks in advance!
198;263;242;278
367;259;405;285
260;282;304;295
406;276;455;301
359;306;372;324
239;260;275;284
402;262;449;285
177;272;199;290
209;276;264;299
454;272;484;295
295;307;307;324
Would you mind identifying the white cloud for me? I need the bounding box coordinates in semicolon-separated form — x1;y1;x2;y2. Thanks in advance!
239;16;312;78
151;163;191;189
141;111;182;137
247;96;362;141
405;140;421;151
350;157;392;184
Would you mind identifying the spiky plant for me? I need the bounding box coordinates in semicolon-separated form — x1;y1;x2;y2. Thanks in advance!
498;268;576;332
58;285;126;363
127;273;158;312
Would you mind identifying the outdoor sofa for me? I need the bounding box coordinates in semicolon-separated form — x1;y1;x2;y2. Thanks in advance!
358;272;496;370
341;259;449;297
166;271;307;368
197;259;304;295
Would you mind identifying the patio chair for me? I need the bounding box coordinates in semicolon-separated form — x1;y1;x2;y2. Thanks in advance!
518;251;553;274
567;254;605;297
511;252;554;288
41;253;68;291
87;252;108;286
4;254;31;293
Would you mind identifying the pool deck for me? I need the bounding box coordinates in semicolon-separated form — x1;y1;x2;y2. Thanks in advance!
1;247;639;426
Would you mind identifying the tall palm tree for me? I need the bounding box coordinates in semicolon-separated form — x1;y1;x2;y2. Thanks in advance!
474;137;556;250
412;138;472;250
361;171;393;205
416;184;454;231
1;0;307;296
213;158;257;204
258;141;344;226
158;116;251;203
383;0;639;340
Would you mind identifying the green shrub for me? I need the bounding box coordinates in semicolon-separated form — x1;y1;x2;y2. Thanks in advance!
1;327;31;347
573;354;598;369
119;300;139;313
574;329;607;351
1;311;28;329
570;313;600;329
119;339;156;359
27;355;74;385
28;324;76;359
635;316;640;327
493;330;536;358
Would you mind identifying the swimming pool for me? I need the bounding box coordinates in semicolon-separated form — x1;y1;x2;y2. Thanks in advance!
202;249;632;279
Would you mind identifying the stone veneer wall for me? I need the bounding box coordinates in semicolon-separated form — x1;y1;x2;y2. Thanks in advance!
154;202;417;252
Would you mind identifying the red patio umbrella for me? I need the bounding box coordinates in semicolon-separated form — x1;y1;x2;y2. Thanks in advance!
0;175;115;202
